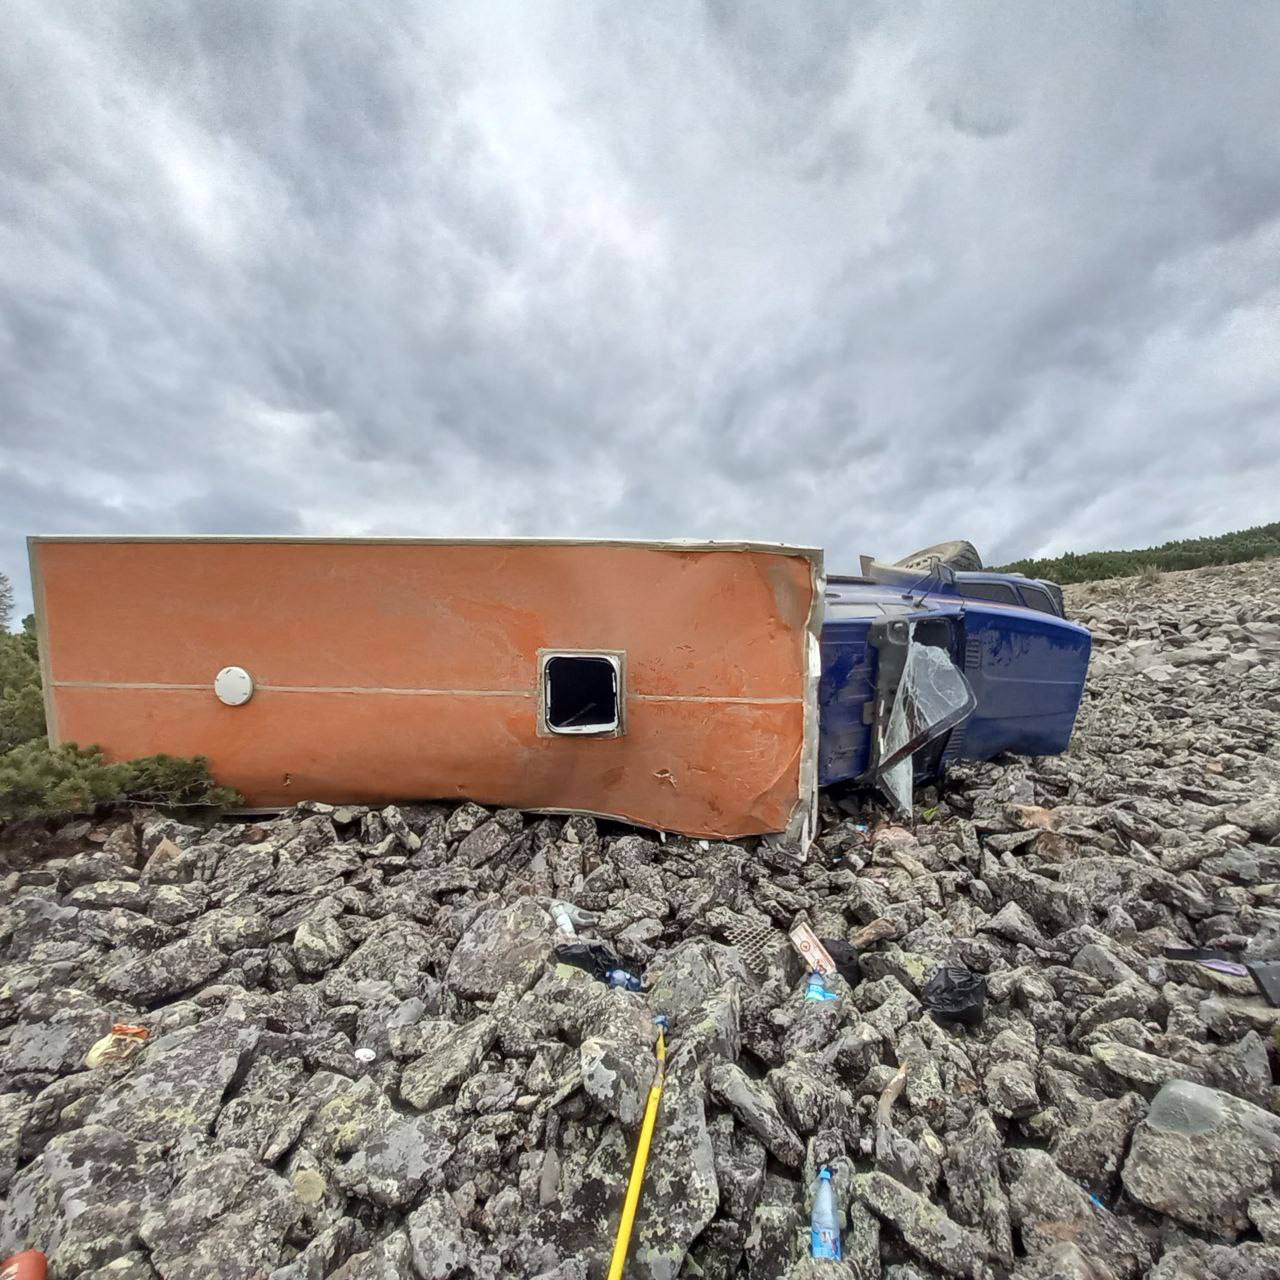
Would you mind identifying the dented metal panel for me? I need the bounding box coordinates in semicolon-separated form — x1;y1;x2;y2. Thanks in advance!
29;536;824;841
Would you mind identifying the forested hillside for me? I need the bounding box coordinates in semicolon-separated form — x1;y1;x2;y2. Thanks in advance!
997;520;1280;584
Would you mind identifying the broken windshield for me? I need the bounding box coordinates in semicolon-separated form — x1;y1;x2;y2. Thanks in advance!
876;640;976;814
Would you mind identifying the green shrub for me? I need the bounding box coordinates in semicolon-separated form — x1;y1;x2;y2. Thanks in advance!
0;617;46;753
1;595;240;822
0;741;239;823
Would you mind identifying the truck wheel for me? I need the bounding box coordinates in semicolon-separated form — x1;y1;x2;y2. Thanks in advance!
895;540;984;572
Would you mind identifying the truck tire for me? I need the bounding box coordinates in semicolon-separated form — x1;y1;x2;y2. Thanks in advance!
895;540;984;572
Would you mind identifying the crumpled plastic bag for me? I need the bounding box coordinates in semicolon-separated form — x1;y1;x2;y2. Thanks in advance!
85;1023;151;1068
554;941;625;983
921;963;986;1026
820;938;861;987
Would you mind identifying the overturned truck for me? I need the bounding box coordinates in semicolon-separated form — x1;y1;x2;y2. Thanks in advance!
28;536;1089;840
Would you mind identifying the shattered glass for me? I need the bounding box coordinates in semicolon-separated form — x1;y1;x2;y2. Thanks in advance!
877;641;976;812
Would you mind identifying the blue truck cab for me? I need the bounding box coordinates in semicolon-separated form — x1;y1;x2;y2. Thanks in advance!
818;557;1090;810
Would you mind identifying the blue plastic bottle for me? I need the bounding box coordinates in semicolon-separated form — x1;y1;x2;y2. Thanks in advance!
805;972;838;1002
606;969;642;992
811;1166;842;1260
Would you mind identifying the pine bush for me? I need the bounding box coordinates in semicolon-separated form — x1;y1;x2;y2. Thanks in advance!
0;741;239;823
0;621;46;753
2;601;240;822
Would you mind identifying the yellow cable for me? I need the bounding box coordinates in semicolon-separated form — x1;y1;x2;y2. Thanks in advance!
606;1024;667;1280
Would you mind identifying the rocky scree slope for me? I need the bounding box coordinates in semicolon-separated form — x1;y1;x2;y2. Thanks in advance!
1;558;1279;1280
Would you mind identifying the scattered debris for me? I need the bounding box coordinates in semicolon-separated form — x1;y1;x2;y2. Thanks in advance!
788;922;837;976
84;1023;151;1069
809;1166;841;1260
921;963;988;1027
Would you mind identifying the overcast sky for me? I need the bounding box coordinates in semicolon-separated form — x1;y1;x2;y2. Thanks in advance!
3;2;1278;618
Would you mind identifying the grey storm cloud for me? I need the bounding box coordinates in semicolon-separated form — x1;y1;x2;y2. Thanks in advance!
2;0;1279;617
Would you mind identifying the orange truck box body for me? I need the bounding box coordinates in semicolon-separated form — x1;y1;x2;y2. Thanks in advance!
29;537;823;840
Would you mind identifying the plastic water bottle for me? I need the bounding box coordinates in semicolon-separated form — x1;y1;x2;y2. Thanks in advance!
805;972;838;1002
811;1166;842;1260
606;968;642;992
550;902;578;938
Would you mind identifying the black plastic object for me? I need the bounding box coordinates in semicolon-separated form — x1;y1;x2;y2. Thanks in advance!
1247;960;1280;1007
921;964;987;1026
555;941;626;983
821;939;861;987
1163;945;1243;964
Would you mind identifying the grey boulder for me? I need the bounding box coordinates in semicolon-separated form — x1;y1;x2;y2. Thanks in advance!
140;1148;300;1280
293;914;351;976
1121;1078;1280;1237
400;1016;498;1111
444;897;553;1000
0;1124;171;1274
334;1110;455;1210
100;936;226;1005
709;1060;805;1167
407;1191;471;1279
90;1015;260;1147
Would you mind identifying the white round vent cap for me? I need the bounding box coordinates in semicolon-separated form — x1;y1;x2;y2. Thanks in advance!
214;666;254;706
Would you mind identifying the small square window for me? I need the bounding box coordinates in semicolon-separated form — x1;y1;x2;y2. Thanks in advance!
540;652;623;736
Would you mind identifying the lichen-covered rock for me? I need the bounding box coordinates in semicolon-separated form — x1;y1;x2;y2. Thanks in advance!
340;918;438;986
140;1148;300;1280
1009;1242;1109;1279
407;1191;470;1279
0;1093;28;1195
0;1124;171;1273
943;1107;1014;1265
984;1057;1040;1118
767;1057;856;1137
580;1031;656;1126
456;810;523;866
709;1060;805;1167
4;985;114;1073
646;941;752;1023
400;1016;497;1110
79;1252;159;1280
855;1170;986;1278
854;976;922;1039
1148;1241;1280;1280
100;936;226;1005
293;913;351;976
444;898;553;1000
66;878;150;912
148;882;209;925
1121;1078;1280;1237
1005;1149;1153;1279
680;980;742;1064
1225;793;1280;842
327;1228;415;1279
268;1216;369;1280
1051;1091;1147;1192
708;1112;766;1223
334;1110;455;1209
745;1177;804;1278
141;835;200;885
89;1015;260;1147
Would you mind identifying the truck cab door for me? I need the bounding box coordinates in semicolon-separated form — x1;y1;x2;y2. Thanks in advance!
951;606;1091;762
